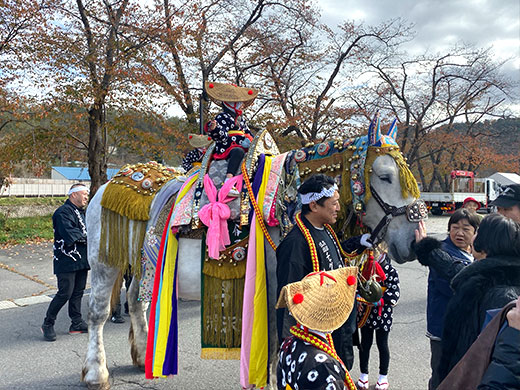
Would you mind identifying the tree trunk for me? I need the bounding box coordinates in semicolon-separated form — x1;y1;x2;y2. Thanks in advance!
416;159;426;193
87;105;107;197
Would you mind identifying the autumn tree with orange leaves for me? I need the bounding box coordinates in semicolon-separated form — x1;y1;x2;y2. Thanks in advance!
8;0;173;194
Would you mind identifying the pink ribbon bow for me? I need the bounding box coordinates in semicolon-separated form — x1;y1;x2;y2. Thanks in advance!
198;174;243;259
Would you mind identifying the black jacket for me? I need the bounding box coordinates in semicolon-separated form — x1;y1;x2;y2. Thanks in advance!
415;236;473;338
438;254;520;382
275;215;363;367
52;199;89;274
478;325;520;390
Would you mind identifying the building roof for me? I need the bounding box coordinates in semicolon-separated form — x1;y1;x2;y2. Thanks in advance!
51;166;119;181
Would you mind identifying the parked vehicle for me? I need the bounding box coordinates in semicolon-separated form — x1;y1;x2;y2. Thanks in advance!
421;170;500;215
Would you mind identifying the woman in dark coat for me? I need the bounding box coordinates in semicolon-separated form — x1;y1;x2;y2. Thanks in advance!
438;214;520;383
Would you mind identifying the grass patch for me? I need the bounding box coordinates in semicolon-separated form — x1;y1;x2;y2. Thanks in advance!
0;214;53;245
0;197;66;206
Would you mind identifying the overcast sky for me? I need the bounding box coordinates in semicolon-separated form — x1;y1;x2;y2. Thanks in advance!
319;0;520;81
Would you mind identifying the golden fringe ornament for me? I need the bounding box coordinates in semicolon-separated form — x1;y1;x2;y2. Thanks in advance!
98;162;178;278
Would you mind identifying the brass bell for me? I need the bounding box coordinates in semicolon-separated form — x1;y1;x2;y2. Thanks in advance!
355;203;363;211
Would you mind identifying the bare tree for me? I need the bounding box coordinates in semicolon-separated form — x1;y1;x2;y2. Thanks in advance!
352;45;517;189
248;18;412;140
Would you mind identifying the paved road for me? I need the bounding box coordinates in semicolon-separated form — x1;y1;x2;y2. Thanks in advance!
0;216;450;390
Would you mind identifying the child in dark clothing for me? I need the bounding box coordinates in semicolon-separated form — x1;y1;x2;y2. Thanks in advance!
356;252;400;390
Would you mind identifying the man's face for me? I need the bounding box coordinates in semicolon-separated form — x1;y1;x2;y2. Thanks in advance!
497;205;520;223
464;201;479;212
311;190;341;225
70;190;89;209
449;219;476;251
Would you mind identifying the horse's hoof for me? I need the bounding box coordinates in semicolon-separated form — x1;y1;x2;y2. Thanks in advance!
86;383;110;390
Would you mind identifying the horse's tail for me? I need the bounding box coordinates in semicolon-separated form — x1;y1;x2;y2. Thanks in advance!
110;270;124;315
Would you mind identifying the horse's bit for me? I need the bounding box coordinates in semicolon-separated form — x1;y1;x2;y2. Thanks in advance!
368;185;428;245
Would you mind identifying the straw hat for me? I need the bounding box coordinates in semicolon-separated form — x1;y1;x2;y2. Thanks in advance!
205;81;258;108
188;133;212;148
276;267;358;333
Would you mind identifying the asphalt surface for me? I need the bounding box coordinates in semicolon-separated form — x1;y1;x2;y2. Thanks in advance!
0;216;450;390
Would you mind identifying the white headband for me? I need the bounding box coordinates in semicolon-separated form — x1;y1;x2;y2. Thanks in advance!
68;185;89;196
300;184;338;205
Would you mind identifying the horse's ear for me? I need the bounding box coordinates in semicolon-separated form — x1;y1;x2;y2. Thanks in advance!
387;118;398;140
368;112;382;145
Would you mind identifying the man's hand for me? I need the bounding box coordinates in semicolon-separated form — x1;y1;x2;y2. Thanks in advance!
414;220;427;243
506;297;520;331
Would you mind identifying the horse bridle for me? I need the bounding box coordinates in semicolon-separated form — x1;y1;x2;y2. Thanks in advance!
367;185;428;246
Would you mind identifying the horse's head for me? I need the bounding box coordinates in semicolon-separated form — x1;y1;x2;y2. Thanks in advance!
338;115;426;264
363;153;423;263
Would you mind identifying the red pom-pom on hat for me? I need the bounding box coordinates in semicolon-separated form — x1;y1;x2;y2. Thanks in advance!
248;90;253;95
207;136;211;141
292;293;304;304
209;83;214;88
189;135;193;139
347;275;356;286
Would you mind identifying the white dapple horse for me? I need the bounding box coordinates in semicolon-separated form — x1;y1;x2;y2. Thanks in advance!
82;128;423;389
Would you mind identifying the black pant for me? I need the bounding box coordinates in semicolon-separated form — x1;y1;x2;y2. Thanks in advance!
226;147;245;176
332;306;357;370
359;326;390;375
45;269;88;325
112;270;132;316
428;339;443;390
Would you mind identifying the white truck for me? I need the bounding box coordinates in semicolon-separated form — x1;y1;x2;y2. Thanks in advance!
421;170;501;215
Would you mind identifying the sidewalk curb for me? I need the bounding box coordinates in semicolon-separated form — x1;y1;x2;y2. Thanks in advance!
0;288;91;311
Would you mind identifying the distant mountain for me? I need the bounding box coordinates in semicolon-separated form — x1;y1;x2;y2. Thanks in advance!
451;118;519;156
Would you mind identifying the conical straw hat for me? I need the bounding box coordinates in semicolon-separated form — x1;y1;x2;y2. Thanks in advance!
205;81;258;108
188;133;212;148
276;267;358;333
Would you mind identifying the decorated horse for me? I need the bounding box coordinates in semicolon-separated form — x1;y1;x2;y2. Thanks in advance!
81;114;427;389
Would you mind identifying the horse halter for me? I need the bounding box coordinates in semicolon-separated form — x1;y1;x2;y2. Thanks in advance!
368;185;428;245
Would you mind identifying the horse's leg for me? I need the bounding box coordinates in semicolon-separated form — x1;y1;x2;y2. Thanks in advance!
127;275;149;368
82;184;119;390
81;260;120;389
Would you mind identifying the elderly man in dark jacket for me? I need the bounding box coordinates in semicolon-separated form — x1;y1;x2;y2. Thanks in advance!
41;183;90;341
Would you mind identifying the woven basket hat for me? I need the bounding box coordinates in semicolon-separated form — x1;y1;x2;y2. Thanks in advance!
205;81;258;108
276;267;358;333
188;133;212;148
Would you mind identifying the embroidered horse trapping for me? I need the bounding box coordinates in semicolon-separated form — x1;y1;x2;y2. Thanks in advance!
138;178;184;302
144;171;207;378
201;221;249;360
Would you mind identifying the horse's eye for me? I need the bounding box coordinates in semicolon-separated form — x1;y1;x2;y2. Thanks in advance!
380;176;392;184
